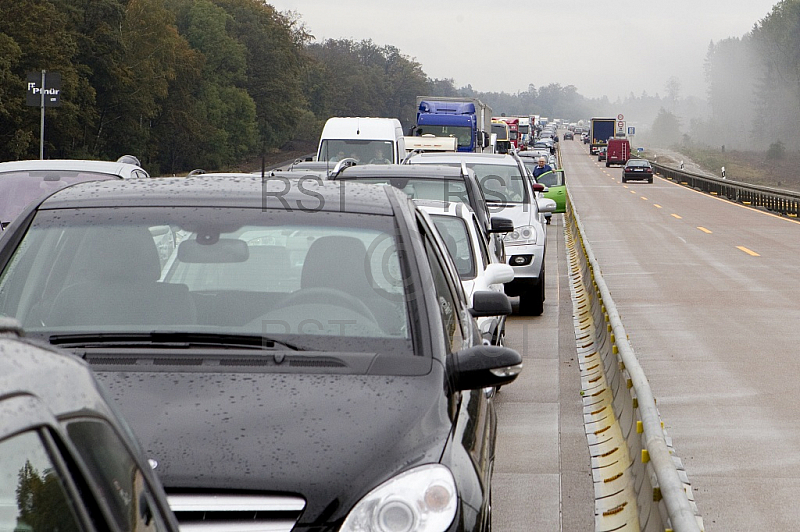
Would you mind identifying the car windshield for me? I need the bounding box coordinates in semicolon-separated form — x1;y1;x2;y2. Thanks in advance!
429;214;476;280
413;125;471;147
468;163;528;204
338;177;470;204
0;171;117;224
319;140;394;164
491;124;508;140
411;161;527;205
0;207;412;353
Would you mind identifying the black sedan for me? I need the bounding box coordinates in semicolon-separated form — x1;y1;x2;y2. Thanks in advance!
0;319;179;532
0;176;522;532
622;159;654;183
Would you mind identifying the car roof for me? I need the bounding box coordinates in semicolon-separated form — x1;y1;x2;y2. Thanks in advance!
36;175;399;215
335;163;472;180
0;159;146;178
407;152;520;166
414;199;476;219
0;323;119;433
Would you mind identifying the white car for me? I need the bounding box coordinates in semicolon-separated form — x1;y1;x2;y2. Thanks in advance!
0;157;149;229
406;152;556;316
416;200;515;345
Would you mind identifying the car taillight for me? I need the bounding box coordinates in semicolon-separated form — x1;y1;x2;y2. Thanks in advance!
646;168;652;172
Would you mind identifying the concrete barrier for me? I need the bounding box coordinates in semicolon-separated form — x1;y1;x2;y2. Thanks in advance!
565;188;704;532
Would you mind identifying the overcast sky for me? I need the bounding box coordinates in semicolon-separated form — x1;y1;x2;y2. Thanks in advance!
268;1;777;101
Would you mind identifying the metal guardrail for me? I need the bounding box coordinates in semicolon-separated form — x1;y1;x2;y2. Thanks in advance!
651;162;800;217
566;189;704;532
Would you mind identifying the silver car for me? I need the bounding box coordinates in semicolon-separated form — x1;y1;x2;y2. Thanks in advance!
0;157;149;229
406;152;555;315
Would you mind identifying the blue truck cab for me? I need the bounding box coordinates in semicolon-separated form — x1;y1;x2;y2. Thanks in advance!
414;97;492;153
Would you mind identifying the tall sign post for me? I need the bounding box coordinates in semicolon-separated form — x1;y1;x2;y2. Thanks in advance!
26;70;61;159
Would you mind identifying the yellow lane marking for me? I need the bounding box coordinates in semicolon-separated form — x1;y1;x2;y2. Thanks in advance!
653;204;662;209
641;197;648;201
671;213;682;219
630;190;636;194
697;227;712;234
658;173;800;226
737;246;760;257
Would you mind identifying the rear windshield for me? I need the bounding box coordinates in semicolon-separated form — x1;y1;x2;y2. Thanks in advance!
0;171;117;225
338;177;469;204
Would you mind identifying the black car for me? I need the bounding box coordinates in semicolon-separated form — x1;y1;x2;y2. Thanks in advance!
563;130;574;140
622;159;654;183
0;318;179;532
330;163;511;262
0;176;522;531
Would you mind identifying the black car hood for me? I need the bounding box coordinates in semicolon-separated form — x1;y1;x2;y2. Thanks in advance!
94;364;452;525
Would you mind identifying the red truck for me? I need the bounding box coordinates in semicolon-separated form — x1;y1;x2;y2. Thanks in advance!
605;138;630;167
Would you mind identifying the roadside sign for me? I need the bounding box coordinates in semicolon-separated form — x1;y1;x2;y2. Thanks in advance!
627;126;636;135
617;113;624;120
616;120;626;135
26;71;61;107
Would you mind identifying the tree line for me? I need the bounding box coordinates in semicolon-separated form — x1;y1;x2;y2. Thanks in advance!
3;0;792;174
0;0;616;174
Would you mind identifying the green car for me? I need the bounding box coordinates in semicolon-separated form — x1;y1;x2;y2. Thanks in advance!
535;169;566;213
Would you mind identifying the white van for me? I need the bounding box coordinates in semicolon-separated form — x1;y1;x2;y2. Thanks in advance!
317;117;406;164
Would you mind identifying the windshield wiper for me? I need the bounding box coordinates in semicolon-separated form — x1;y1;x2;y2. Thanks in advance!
48;332;304;351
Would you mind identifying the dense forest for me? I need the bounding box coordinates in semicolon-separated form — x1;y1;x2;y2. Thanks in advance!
1;0;797;173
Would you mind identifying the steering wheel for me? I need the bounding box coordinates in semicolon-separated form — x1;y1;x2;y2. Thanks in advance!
278;287;377;321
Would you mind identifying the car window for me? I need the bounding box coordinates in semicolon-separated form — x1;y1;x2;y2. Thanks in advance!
0;171;118;224
535;171;564;187
0;208;412;347
338;177;470;204
430;214;476;280
422;233;466;354
0;430;82;532
319;140;393;164
472;215;490;270
65;419;168;532
469;164;527;204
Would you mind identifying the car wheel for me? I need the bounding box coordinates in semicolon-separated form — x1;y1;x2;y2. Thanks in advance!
621;176;626;183
518;272;544;316
648;177;653;183
605;161;610;167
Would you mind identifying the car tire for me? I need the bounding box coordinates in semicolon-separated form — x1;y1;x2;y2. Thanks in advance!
648;177;653;183
518;272;544;316
621;176;626;183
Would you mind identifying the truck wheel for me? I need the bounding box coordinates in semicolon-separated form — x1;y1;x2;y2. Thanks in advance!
605;161;610;167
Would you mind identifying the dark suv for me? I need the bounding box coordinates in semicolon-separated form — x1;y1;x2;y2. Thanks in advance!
331;163;511;262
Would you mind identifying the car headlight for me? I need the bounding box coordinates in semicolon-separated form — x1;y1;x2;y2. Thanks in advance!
504;224;537;245
339;464;457;532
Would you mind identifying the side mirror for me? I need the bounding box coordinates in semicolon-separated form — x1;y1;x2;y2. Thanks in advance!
532;182;545;193
488;216;514;234
538;197;557;214
470;290;512;317
447;344;523;390
480;264;514;288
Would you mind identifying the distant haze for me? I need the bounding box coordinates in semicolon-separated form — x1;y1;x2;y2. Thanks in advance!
270;1;777;100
